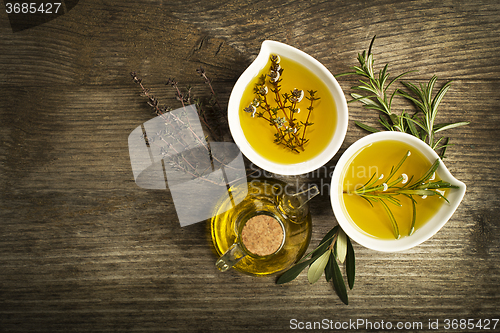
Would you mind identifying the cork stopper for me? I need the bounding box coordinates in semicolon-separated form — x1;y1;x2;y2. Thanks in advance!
241;215;284;257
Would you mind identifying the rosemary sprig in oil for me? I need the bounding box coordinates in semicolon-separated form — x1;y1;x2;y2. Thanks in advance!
344;150;459;239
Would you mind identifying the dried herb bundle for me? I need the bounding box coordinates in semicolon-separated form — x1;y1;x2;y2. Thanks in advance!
130;70;235;186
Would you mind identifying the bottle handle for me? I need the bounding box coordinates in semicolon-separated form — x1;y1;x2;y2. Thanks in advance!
277;184;319;222
292;184;320;209
215;243;247;272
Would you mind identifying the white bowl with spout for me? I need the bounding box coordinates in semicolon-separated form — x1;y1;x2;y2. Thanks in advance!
228;40;348;175
330;131;466;252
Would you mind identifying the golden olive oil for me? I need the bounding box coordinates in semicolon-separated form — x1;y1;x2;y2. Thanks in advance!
211;179;311;275
341;140;447;239
239;55;337;164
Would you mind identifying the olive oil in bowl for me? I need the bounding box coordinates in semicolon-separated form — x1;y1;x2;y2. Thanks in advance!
331;132;466;252
341;140;448;239
239;55;337;165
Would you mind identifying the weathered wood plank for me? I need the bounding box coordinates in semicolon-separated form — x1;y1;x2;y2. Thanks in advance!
1;0;499;331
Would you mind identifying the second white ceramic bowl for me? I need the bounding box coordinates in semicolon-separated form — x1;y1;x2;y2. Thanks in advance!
330;132;466;252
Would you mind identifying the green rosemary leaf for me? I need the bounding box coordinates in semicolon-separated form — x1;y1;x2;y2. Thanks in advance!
363;172;378;188
402;113;427;132
398;189;439;197
385;150;410;182
433;135;447;150
360;195;375;207
353;84;379;95
336;229;348;264
384;195;402;207
401;194;418;236
388;113;399;126
379;199;400;239
346;237;355;290
350;93;378;107
367;35;376;56
437;137;450;159
355;172;380;193
364;104;389;115
334;71;357;78
366;54;375;78
386;70;417;92
411;158;440;186
378;115;393;131
425;76;438;110
400;82;426;112
331;256;349;305
433;121;470;133
431;78;452;114
404;111;420;138
379;64;389;89
351;65;367;76
422;180;459;189
430;189;451;203
308;249;331;284
354;121;380;133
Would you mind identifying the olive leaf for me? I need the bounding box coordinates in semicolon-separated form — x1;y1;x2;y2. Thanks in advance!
330;254;349;305
336;228;348;263
276;226;338;285
277;225;355;305
307;249;331;284
276;256;317;284
325;251;334;282
346;237;355;290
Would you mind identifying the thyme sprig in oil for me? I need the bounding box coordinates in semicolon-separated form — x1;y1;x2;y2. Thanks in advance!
243;54;320;153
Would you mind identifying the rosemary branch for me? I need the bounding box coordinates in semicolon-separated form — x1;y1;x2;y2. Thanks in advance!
337;36;469;158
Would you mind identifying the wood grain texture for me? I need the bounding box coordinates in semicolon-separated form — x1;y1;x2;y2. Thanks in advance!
1;0;499;332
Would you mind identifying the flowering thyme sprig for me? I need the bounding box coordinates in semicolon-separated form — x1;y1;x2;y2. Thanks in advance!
344;150;459;239
300;90;319;145
243;54;319;153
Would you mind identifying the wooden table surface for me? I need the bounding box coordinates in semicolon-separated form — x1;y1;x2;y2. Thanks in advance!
1;0;499;332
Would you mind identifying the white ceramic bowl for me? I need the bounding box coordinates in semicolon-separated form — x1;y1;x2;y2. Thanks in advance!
228;40;348;175
330;132;466;252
